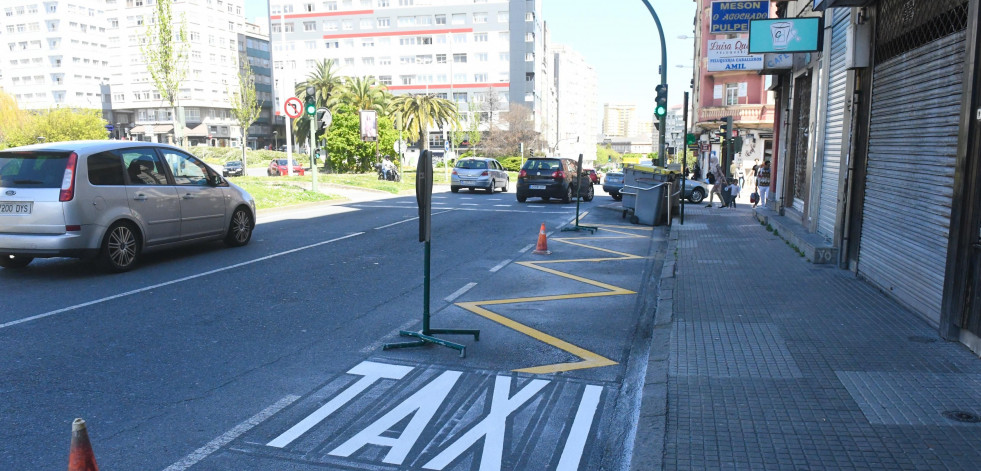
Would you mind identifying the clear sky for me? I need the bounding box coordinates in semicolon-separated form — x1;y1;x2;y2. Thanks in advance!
244;0;697;122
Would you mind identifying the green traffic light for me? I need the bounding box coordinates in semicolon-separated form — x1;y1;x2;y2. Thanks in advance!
655;106;666;117
305;103;316;116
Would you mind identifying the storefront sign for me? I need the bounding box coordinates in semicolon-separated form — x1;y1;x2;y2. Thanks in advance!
762;53;794;70
707;39;764;71
711;1;771;34
749;17;823;53
708;56;764;71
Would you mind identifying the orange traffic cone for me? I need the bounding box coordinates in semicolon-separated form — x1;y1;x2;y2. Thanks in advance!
68;418;99;471
533;222;551;255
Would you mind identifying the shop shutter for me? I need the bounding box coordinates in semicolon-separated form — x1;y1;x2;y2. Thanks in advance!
858;30;965;324
817;9;850;241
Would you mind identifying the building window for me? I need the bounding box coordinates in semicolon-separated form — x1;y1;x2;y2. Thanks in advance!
525;52;533;61
379;56;391;65
377;0;389;6
400;75;414;85
362;57;374;65
435;14;446;25
360;19;371;28
326;1;338;10
304;21;316;31
474;73;487;82
526;12;534;21
451;13;465;25
725;83;738;105
377;17;390;28
379;75;391;85
453;53;467;63
473;12;487;23
525;32;534;42
474;33;488;42
436;54;446;64
498;11;508;23
453;92;467;103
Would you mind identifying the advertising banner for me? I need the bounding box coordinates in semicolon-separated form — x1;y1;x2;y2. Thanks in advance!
359;110;377;142
749;17;823;54
707;39;764;71
710;1;771;34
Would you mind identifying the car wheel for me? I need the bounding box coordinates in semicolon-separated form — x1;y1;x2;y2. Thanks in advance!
562;185;573;204
451;186;460;193
583;184;594;202
689;187;705;204
225;206;254;247
267;169;273;176
502;178;509;192
0;254;33;269
98;222;141;273
486;180;495;194
516;194;527;203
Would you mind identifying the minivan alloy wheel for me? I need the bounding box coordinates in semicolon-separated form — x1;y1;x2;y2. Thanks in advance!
225;207;253;247
101;223;139;272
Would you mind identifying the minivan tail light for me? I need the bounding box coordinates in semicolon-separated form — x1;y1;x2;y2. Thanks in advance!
59;152;78;202
66;225;81;232
518;170;527;178
552;171;565;180
480;171;488;176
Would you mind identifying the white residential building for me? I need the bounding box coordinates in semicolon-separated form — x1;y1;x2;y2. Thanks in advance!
268;0;554;153
106;0;246;145
0;1;112;117
551;43;597;166
603;103;637;138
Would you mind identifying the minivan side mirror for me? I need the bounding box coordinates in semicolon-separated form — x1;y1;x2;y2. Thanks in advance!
209;174;224;186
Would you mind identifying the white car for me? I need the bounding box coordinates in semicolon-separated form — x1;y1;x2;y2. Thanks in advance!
0;140;256;272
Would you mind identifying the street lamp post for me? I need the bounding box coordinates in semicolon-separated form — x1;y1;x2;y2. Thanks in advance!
274;130;278;150
641;0;668;167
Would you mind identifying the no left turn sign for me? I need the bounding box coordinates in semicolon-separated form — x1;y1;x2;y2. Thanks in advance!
284;97;303;119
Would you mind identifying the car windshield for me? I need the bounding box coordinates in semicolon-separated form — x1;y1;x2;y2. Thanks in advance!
523;159;561;171
0;151;71;188
276;159;298;166
455;160;488;170
226;161;242;166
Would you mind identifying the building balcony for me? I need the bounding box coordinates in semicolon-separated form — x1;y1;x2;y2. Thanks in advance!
698;104;775;128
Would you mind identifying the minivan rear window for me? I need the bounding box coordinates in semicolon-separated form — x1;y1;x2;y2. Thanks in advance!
0;151;71;188
88;151;126;186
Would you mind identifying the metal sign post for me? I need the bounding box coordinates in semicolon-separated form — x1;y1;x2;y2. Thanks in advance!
562;153;597;233
383;150;479;357
681;91;689;225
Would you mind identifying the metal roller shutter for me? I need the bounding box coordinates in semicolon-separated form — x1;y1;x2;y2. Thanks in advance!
817;9;850;241
858;31;965;324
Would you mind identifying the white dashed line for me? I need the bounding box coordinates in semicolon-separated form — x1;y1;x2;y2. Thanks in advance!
489;259;512;273
444;282;477;303
519;244;535;253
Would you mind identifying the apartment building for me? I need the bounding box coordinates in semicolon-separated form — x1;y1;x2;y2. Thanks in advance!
0;1;112;119
240;21;275;149
268;0;554;151
551;44;596;165
602;103;636;138
107;0;246;145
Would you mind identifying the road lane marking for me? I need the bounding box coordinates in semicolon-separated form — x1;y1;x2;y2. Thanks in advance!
519;244;534;253
444;282;477;303
0;233;364;330
163;394;301;471
494;205;511;207
489;259;511;273
373;209;454;230
456;224;654;374
557;385;603;470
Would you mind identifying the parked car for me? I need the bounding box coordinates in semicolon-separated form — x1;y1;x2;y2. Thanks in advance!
267;159;305;176
681;178;708;204
451;157;509;193
585;169;600;185
603;171;624;201
0;140;256;272
515;157;594;203
223;160;244;177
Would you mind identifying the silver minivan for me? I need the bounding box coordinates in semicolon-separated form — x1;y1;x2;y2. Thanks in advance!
0;141;256;272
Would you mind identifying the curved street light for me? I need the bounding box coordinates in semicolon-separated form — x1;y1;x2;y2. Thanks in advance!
640;0;668;166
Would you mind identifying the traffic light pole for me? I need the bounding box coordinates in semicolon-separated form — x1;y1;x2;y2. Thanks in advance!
641;0;668;167
309;113;317;192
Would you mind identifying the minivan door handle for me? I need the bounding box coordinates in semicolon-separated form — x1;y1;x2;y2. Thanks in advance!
133;194;147;202
182;193;195;200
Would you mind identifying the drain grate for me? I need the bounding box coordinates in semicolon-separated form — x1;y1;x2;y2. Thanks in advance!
942;410;981;423
908;335;938;343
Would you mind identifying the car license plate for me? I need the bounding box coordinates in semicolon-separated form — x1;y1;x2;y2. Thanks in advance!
0;201;32;215
530;185;546;190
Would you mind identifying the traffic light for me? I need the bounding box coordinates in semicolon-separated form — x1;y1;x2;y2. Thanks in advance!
654;84;668;118
719;116;732;143
305;86;316;116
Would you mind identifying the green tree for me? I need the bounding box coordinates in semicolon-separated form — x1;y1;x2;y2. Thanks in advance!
596;144;622;168
294;59;344;145
141;0;189;146
3;108;107;147
451;101;482;157
340;76;390;116
0;90;25;147
391;93;459;151
324;105;397;173
229;57;261;170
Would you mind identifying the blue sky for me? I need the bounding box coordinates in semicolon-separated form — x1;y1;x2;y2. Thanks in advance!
244;0;696;120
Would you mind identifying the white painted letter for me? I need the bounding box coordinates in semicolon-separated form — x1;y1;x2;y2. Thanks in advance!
329;370;462;464
423;376;549;471
266;361;413;448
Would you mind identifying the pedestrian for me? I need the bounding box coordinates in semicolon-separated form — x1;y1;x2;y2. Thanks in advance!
755;160;771;208
725;178;740;208
705;156;725;208
750;158;760;187
691;162;702;181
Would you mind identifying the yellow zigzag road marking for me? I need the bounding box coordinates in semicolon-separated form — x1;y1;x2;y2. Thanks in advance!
456;223;652;374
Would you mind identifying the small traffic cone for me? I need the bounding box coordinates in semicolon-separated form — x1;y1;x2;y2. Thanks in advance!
532;222;551;255
68;418;99;471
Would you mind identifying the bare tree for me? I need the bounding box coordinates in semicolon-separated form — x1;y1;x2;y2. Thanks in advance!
483;104;540;157
229;56;261;170
141;0;188;146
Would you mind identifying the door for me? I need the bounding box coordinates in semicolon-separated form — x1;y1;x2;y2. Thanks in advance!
158;148;227;239
787;73;812;213
120;148;181;245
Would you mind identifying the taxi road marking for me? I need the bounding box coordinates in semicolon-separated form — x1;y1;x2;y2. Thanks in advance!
457;224;653;374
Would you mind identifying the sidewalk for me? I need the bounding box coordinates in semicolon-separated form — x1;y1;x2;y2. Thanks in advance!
636;203;981;470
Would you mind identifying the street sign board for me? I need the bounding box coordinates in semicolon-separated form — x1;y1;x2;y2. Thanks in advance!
749;17;823;54
444;140;450;152
711;1;771;34
284;97;303;119
319;108;332;128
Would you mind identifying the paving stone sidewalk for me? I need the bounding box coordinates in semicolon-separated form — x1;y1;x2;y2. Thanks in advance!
654;203;981;470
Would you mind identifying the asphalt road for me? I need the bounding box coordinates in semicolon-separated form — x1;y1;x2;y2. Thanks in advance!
0;186;667;470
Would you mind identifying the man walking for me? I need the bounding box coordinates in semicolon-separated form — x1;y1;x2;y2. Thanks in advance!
755;160;771;208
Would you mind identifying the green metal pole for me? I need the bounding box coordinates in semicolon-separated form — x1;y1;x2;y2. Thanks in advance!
423;240;431;335
640;0;668;167
310;114;317;192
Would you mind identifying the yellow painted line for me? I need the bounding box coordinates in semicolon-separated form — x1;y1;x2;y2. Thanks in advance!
455;224;652;374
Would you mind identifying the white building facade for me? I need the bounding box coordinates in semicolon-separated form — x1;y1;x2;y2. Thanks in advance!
268;0;554;152
602;103;636;138
551;43;597;166
0;1;112;118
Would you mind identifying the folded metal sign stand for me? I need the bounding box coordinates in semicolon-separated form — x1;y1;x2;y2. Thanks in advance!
383;150;480;357
562;153;597;234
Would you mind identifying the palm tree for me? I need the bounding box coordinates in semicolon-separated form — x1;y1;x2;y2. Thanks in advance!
390;93;460;151
340;76;391;116
293;59;344;145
